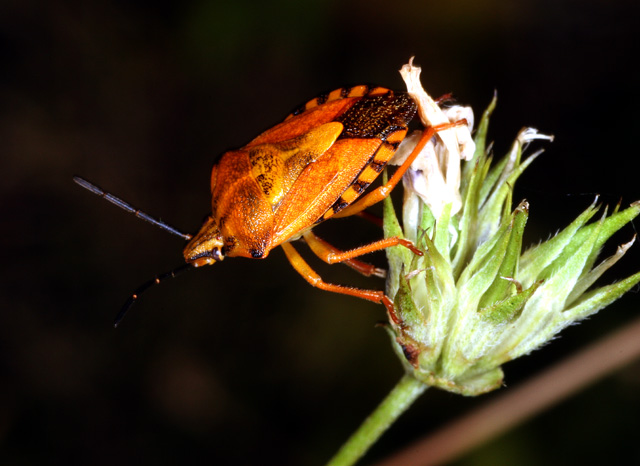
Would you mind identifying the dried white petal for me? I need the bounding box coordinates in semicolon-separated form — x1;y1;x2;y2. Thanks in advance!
443;106;475;161
518;127;554;144
396;58;476;218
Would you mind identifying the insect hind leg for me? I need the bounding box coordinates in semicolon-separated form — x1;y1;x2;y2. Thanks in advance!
280;242;402;323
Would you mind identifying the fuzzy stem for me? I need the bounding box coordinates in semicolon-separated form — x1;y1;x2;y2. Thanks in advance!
326;374;428;466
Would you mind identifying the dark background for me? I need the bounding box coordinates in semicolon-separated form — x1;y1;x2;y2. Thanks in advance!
2;0;640;465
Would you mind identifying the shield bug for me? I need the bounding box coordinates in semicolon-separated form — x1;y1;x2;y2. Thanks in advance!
76;85;459;326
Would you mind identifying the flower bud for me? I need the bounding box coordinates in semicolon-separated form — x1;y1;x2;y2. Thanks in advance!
383;60;640;395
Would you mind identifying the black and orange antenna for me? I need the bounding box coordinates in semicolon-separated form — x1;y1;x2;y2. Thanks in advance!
113;263;194;327
73;176;195;326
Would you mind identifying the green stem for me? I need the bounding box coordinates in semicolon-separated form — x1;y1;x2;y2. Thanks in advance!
326;374;428;466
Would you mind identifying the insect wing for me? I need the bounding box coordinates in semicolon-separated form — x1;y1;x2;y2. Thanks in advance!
271;137;382;246
271;89;416;246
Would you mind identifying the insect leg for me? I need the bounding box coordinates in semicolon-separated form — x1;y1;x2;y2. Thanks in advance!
302;230;423;278
280;242;400;324
302;231;385;278
333;120;467;218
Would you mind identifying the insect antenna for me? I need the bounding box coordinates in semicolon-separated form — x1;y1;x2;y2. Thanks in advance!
73;176;192;240
114;263;195;328
74;176;198;326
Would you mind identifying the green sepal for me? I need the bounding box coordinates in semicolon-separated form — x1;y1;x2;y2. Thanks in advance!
478;152;540;243
457;217;511;291
462;93;496;183
453;157;484;276
562;270;640;322
433;203;453;259
411;364;504;396
456;226;515;325
394;271;427;343
417;235;445;321
581;202;640;272
537;203;640;285
455;98;498;276
567;236;636;304
480;279;543;324
510;270;640;360
478;152;508;208
519;200;600;286
419;199;436;235
479;202;529;309
382;170;404;240
383;170;409;298
525;211;605;317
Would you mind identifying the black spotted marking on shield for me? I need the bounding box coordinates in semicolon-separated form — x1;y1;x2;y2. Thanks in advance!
340;87;352;98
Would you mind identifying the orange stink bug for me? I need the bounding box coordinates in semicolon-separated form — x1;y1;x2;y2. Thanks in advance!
75;84;458;326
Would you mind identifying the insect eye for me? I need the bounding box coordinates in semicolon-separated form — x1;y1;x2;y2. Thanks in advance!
212;247;223;261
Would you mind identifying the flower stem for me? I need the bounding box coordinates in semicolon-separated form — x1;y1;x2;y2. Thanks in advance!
326;374;428;466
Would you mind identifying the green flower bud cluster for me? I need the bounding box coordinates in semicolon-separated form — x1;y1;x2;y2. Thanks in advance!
384;97;640;396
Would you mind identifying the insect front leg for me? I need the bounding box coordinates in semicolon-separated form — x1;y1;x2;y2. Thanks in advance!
280;242;401;324
333;120;467;218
